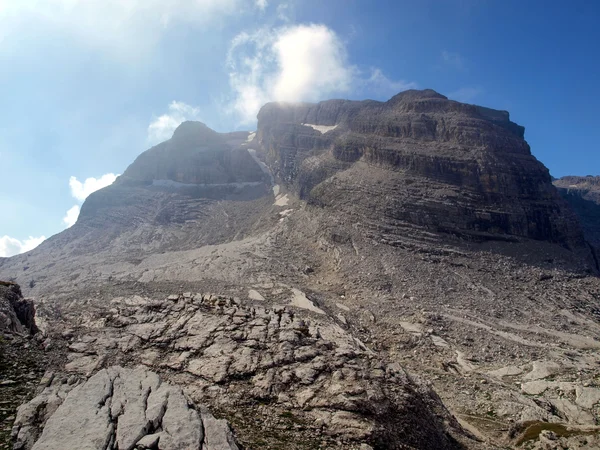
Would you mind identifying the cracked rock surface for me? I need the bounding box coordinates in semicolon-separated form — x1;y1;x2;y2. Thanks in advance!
12;366;239;450
22;293;468;449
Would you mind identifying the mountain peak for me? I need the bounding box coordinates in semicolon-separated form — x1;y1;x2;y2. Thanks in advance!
387;89;448;103
171;121;221;146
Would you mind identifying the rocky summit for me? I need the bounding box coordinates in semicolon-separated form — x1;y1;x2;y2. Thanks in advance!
1;90;600;449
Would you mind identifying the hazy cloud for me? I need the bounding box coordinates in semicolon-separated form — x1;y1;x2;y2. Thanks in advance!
448;86;484;103
0;235;46;257
441;50;466;71
147;101;202;145
0;0;241;57
365;68;418;96
255;0;268;10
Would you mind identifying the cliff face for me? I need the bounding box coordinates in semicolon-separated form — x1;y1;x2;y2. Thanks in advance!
257;89;584;248
554;176;600;252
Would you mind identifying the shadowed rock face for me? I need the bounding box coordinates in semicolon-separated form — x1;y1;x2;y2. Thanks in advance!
0;282;37;334
257;89;584;248
554;176;600;254
121;122;265;185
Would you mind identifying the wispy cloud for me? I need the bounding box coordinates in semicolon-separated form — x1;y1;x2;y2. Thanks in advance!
63;173;118;228
0;0;242;58
448;86;484;103
364;68;417;97
0;235;46;258
255;0;268;11
147;101;202;145
440;50;467;71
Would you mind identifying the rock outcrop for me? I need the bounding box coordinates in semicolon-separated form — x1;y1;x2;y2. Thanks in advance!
25;292;468;449
257;90;585;249
0;284;46;450
553;176;600;255
12;366;239;450
0;282;36;335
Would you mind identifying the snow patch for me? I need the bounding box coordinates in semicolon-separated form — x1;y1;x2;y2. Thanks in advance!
274;194;289;206
246;131;256;142
302;123;338;134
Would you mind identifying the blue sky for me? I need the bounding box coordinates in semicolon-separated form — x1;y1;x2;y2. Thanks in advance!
1;0;598;256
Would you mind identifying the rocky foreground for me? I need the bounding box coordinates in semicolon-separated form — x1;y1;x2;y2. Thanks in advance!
1;90;600;448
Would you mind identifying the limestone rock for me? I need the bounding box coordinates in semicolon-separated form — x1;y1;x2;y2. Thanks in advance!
12;366;239;450
257;90;586;248
554;175;600;254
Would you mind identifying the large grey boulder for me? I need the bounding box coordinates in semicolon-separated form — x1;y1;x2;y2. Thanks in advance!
12;366;239;450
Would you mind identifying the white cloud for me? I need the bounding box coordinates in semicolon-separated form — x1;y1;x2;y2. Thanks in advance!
227;24;416;124
0;235;46;257
255;0;268;10
228;24;355;124
62;205;80;228
0;0;241;57
63;173;118;228
69;173;118;202
147;101;202;145
448;86;484;103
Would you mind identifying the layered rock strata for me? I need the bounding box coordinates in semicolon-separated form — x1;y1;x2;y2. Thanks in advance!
554;176;600;255
256;90;585;248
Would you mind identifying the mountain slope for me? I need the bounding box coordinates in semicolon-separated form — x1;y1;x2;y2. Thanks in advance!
2;90;600;449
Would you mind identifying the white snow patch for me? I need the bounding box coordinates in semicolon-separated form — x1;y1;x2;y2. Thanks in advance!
279;209;293;217
246;131;256;142
272;185;280;196
290;288;325;315
274;194;289;206
302;123;338;134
